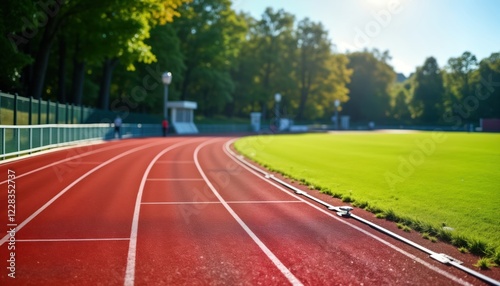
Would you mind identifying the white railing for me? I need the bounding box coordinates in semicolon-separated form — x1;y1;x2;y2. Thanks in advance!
0;123;162;159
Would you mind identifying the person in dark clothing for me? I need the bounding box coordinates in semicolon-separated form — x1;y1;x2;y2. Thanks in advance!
162;119;169;137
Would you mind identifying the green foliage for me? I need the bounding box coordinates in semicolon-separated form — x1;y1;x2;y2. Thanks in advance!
397;224;411;233
474;258;496;270
468;239;491;257
383;209;398;222
437;229;453;243
458;247;469;254
452;235;469;248
341;195;353;203
343;49;396;122
492;249;500;265
411;57;445;123
1;2;497;122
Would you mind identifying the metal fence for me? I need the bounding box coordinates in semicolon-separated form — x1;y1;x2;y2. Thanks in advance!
0;92;162;125
0;123;162;159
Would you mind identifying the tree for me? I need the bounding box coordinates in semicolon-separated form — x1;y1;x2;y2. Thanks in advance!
295;18;331;120
446;51;478;100
411;57;445;123
249;7;297;119
390;83;411;122
473;52;500;119
343;50;395;122
442;51;484;122
173;0;246;115
0;0;36;94
2;0;188;107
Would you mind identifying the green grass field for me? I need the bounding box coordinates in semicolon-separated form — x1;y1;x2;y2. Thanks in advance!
235;132;500;256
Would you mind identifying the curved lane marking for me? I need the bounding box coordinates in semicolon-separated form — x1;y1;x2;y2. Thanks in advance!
124;138;202;286
0;140;171;246
223;139;472;286
0;140;144;185
194;138;303;286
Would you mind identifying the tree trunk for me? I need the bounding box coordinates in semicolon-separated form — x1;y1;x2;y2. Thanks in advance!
296;50;309;120
70;35;85;105
98;58;119;110
20;44;33;97
28;16;59;100
71;61;85;105
57;36;67;103
180;66;192;101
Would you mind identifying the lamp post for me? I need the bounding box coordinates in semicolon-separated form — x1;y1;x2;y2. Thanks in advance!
162;72;172;121
334;99;340;130
275;93;282;131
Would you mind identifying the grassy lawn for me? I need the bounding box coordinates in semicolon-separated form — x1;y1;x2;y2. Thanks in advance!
235;132;500;255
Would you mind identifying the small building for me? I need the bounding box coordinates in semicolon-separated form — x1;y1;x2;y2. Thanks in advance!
167;101;198;134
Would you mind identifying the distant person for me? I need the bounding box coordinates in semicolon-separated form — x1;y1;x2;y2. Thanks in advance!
114;115;122;139
162;119;169;137
368;121;375;130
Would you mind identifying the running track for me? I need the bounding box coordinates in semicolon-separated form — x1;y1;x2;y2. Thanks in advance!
0;137;492;285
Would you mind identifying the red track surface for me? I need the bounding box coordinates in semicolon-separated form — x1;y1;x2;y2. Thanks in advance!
0;137;493;285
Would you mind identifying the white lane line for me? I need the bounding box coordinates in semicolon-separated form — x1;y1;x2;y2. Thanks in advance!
155;161;194;164
146;178;203;181
194;139;303;286
223;139;472;286
228;200;302;204
141;200;302;205
141;201;221;205
124;139;200;286
0;140;143;185
0;140;169;247
18;238;130;242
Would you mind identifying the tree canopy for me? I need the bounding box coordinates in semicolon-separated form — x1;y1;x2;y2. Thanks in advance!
1;1;498;125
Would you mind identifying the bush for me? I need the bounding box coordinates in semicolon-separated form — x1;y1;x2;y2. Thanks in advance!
397;223;411;232
491;249;500;265
383;209;398;222
352;201;368;209
468;239;491;257
341;196;353;203
452;235;469;248
321;188;333;196
437;229;453;243
365;205;382;214
474;258;496;270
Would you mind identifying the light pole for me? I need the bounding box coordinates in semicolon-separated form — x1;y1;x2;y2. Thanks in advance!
275;93;282;131
334;99;340;130
162;72;172;121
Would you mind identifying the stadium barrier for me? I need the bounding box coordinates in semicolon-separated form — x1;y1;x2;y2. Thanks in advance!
0;123;162;159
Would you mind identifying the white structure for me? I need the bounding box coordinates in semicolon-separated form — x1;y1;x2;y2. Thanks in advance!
167;101;198;134
250;112;261;132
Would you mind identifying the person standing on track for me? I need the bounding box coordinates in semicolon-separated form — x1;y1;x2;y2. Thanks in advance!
114;115;122;139
162;118;169;137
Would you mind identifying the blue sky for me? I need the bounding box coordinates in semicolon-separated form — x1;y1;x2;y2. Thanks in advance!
232;0;500;76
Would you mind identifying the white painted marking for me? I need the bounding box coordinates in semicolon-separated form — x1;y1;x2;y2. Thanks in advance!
228;200;302;204
18;238;129;242
223;139;472;286
0;140;169;246
124;139;200;286
141;200;302;205
0;140;141;185
146;178;203;181
142;201;220;205
194;139;303;286
155;160;194;164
